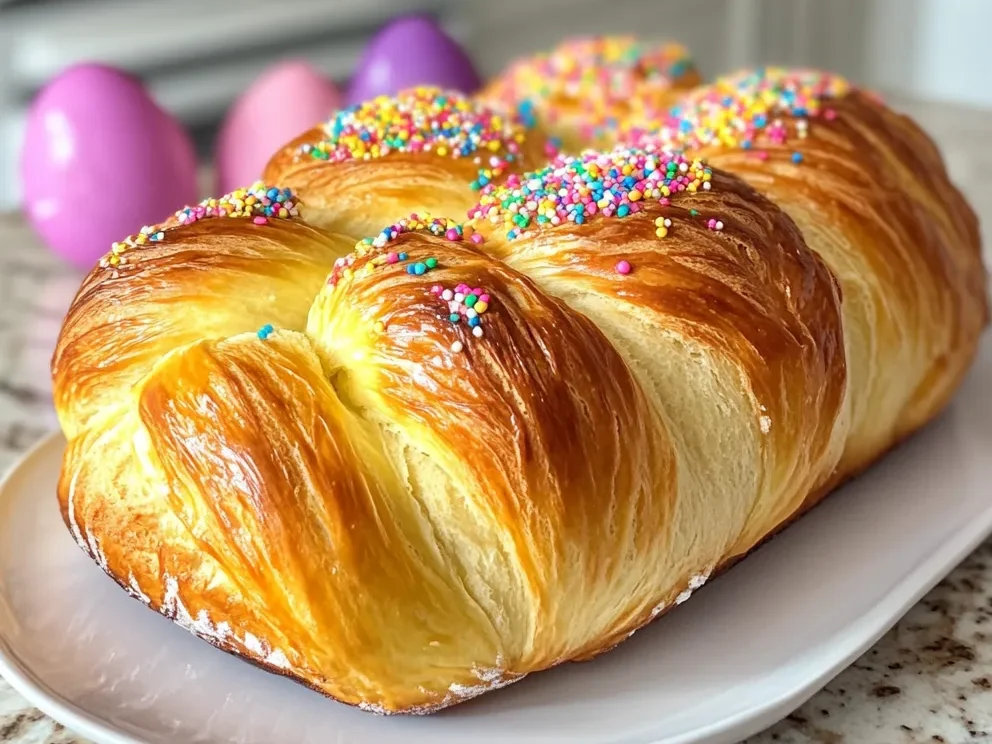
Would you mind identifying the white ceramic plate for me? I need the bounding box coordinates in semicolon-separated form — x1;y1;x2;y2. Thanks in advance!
1;335;990;744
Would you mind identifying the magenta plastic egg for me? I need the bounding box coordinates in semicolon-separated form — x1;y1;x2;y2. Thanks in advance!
216;60;341;195
347;15;481;105
19;63;198;270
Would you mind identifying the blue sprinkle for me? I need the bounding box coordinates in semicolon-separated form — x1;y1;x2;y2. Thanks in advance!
791;152;804;164
449;313;461;323
413;262;427;275
406;264;416;275
398;252;408;260
257;324;274;340
617;205;630;217
468;316;481;327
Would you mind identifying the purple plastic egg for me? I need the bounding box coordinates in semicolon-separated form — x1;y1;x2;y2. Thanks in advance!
19;63;198;269
347;15;481;105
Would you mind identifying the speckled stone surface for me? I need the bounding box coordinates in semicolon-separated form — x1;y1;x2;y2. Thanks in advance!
0;95;991;743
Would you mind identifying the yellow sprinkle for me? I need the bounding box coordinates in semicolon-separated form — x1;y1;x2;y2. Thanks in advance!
374;320;385;333
656;227;669;238
474;301;488;314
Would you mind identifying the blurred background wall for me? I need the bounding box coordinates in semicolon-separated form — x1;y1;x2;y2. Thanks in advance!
1;0;990;211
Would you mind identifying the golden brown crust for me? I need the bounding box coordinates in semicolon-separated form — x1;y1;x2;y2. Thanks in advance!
262;87;554;239
471;157;846;560
50;67;986;715
51;216;354;438
629;69;989;478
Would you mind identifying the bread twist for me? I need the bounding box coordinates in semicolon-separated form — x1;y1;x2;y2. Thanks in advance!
52;75;986;715
623;67;989;478
477;36;700;152
262;86;555;239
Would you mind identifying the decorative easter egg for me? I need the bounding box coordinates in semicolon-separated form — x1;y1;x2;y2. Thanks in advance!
347;15;481;105
216;60;341;195
19;63;198;270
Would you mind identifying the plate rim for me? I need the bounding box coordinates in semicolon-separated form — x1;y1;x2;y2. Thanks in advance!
1;426;992;744
0;432;142;744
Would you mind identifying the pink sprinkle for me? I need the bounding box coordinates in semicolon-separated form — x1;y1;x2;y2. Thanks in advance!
615;260;632;275
470;233;484;244
253;216;268;225
707;218;717;229
446;228;461;240
824;109;837;120
430;284;442;295
473;287;483;295
479;293;490;303
387;252;399;264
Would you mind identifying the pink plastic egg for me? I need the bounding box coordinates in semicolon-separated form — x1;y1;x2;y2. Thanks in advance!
347;15;481;105
216;60;341;195
19;63;198;270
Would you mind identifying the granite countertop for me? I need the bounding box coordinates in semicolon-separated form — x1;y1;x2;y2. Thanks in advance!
1;96;991;743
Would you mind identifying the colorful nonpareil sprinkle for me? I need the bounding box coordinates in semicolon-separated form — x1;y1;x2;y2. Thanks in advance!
327;214;479;290
324;215;494;351
257;324;274;340
300;87;537;190
626;67;850;155
467;148;713;241
488;37;697;139
99;181;299;270
431;283;491;351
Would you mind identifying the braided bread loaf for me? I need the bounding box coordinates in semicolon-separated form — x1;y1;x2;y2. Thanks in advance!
51;77;986;715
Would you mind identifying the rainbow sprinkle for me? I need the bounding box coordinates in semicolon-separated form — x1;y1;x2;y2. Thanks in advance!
487;37;697;141
323;215;494;352
327;214;479;291
431;283;491;351
99;181;300;270
300;87;537;190
467;149;713;241
627;67;850;154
